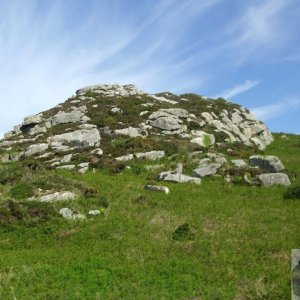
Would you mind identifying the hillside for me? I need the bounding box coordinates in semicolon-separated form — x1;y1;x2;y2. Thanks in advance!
0;84;299;299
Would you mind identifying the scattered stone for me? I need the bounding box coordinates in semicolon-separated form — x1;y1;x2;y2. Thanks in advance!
145;184;170;194
249;155;285;173
193;164;219;178
257;173;291;187
159;171;201;184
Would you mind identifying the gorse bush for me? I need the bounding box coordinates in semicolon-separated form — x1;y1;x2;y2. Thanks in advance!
172;223;195;241
284;185;300;199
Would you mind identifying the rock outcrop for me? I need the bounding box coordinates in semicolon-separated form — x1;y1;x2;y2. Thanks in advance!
0;84;277;183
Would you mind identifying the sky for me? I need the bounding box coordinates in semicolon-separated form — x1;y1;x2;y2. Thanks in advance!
0;0;300;137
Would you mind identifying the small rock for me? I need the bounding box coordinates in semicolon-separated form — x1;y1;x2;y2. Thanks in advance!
159;171;201;184
145;184;170;194
111;107;122;114
193;165;218;178
59;208;74;220
115;154;134;161
88;210;101;216
91;148;103;156
231;159;247;167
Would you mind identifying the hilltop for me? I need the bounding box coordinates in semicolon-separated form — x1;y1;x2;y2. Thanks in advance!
0;84;299;299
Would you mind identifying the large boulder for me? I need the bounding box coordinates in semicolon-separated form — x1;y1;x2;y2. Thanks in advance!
48;128;101;148
51;106;89;126
257;173;291;187
25;143;49;156
249;155;285;172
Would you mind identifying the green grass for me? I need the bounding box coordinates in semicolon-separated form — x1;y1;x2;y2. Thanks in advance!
0;133;299;299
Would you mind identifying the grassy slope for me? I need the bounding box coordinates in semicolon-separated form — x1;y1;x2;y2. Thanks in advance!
0;134;299;299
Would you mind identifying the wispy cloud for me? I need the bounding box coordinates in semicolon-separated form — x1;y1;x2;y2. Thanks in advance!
252;97;300;120
0;0;223;136
214;80;259;99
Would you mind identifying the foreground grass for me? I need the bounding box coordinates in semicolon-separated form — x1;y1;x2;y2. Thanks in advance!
0;133;299;299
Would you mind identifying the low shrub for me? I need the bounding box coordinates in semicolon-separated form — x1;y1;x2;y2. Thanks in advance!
10;183;34;200
172;223;195;241
284;185;300;199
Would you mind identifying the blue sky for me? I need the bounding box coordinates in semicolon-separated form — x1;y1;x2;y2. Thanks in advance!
0;0;299;137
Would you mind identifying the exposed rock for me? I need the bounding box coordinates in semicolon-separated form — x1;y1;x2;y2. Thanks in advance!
193;164;219;178
60;208;85;220
91;148;103;156
175;163;183;174
135;151;165;160
40;192;77;202
61;154;73;163
78;167;89;174
25;143;49;156
51;106;89;126
28;125;47;136
159;171;201;184
88;210;101;216
111;107;122;114
115;126;147;138
231;159;247;167
190;131;215;147
145;184;170;194
150;95;178;105
249;155;285;172
257;173;291;187
145;164;164;170
115;154;134;161
160;108;190;118
215;156;227;165
59;208;74;219
149;115;183;131
48;128;101;148
56;165;76;170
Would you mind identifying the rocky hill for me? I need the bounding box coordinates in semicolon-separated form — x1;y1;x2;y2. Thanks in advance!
0;84;292;189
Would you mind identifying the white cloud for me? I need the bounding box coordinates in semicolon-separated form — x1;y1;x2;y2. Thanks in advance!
214;80;259;99
252;97;300;120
